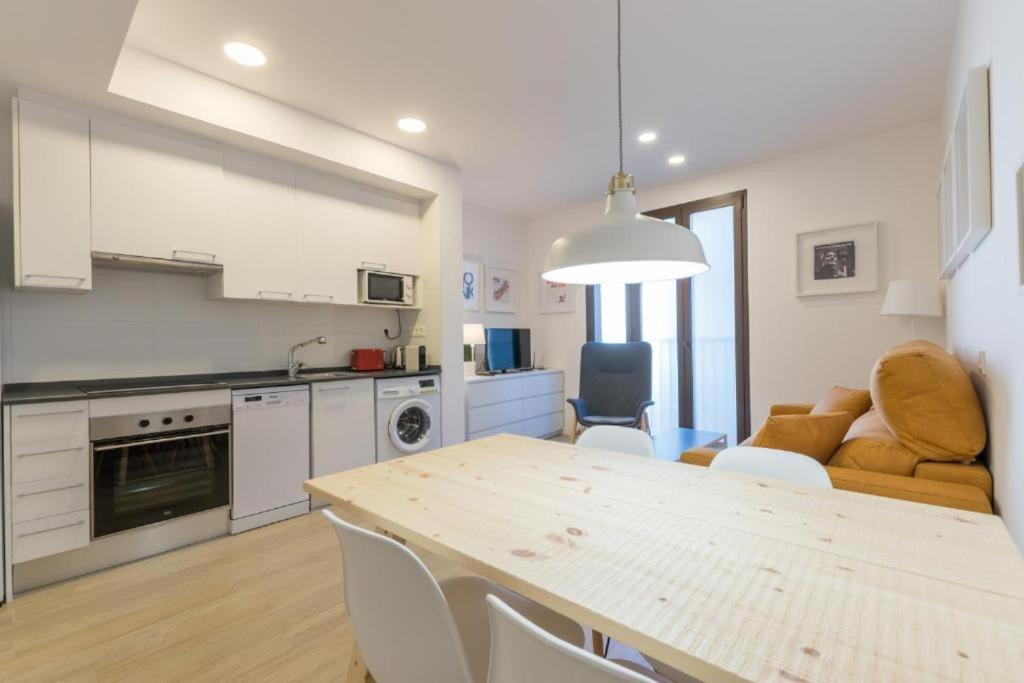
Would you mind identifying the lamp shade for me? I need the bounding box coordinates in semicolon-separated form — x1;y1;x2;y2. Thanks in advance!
881;280;943;317
542;187;709;285
462;323;486;345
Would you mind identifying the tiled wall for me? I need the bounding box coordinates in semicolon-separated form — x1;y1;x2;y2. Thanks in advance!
1;267;411;383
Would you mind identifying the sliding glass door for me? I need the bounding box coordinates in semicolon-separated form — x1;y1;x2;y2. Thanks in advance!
586;191;750;444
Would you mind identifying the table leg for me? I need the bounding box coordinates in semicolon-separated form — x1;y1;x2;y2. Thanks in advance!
345;642;369;682
592;629;605;657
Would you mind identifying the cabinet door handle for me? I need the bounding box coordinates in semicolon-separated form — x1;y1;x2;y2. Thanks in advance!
18;519;85;538
172;249;217;263
319;385;351;393
18;408;86;418
24;274;86;283
258;290;293;300
17;446;84;457
18;482;84;497
360;262;387;271
302;293;334;302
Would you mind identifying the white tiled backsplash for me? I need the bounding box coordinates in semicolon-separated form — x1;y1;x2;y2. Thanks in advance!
1;268;412;383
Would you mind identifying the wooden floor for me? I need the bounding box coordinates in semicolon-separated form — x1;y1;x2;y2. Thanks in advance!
0;511;644;682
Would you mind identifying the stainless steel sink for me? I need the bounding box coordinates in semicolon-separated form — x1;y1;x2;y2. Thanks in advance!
295;371;354;380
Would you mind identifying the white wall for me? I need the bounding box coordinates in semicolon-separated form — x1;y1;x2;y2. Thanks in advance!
943;0;1024;546
462;202;530;329
527;120;945;436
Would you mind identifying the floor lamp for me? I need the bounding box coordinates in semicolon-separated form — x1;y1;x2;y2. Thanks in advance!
881;280;943;338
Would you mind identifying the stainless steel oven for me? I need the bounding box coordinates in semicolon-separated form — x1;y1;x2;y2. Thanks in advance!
90;405;230;538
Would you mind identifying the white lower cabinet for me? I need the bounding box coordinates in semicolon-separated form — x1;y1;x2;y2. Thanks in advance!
7;401;92;564
311;380;376;506
465;370;564;441
13;97;92;292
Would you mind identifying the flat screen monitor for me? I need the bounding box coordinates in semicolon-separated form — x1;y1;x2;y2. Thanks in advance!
484;328;531;372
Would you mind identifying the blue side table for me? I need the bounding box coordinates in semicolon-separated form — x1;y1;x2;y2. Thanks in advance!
653;428;728;462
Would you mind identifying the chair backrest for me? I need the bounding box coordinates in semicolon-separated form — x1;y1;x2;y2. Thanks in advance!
321;510;475;683
577;425;655;458
486;595;652;683
710;446;833;489
578;342;652;417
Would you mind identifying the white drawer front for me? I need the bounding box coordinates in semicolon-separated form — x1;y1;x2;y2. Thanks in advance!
12;441;89;483
13;509;90;563
468;422;526;441
523;392;564;419
466;378;522;408
468;400;523;433
12;401;88;445
522;372;563;398
13;476;89;523
523;412;564;439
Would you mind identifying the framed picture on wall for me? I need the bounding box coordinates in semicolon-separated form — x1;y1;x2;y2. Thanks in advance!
485;267;518;313
461;260;481;311
796;221;879;296
539;275;575;314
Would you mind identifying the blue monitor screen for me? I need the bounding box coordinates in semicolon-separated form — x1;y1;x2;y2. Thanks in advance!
485;328;530;371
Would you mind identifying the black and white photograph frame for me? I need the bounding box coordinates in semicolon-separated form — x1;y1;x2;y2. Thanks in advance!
461;259;482;311
538;275;575;314
796;222;879;296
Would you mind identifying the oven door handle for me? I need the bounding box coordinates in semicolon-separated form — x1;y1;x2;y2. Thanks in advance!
93;429;231;452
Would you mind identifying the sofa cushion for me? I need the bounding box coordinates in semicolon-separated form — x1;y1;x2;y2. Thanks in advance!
829;409;921;476
870;340;986;463
825;465;992;514
750;411;853;464
810;386;872;419
913;461;993;500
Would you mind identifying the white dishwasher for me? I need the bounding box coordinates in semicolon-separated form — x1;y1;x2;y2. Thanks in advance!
230;385;310;534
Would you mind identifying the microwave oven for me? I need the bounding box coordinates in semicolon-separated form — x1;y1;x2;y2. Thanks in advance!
358;269;415;306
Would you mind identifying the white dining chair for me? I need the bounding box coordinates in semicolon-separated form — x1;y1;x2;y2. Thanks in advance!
709;445;833;489
322;509;584;683
576;425;655;458
486;595;674;682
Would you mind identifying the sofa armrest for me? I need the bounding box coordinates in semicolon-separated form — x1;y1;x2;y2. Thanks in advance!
826;466;992;514
680;447;718;467
769;403;814;416
913;462;993;501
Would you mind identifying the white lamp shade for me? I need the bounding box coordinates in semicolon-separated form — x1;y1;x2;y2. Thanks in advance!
462;323;486;345
542;189;709;284
881;280;943;317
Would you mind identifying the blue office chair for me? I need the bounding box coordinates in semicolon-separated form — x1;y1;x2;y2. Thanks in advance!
567;342;654;443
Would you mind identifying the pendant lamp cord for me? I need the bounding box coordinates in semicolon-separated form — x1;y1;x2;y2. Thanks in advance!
617;0;624;174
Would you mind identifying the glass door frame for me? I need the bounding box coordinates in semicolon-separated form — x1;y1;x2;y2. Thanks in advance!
583;189;750;441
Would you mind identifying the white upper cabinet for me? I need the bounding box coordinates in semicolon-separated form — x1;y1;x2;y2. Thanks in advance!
353;190;423;276
13;98;92;292
296;170;358;305
217;153;298;301
91;119;223;263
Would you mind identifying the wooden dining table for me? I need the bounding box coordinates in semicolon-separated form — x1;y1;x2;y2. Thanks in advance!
304;434;1024;682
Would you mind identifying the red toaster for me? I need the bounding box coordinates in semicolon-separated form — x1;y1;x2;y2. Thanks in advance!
350;348;386;371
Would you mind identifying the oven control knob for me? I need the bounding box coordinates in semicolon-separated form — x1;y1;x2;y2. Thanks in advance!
184;414;195;423
162;417;173;426
139;419;150;428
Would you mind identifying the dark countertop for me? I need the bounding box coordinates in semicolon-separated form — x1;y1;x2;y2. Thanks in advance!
2;366;442;405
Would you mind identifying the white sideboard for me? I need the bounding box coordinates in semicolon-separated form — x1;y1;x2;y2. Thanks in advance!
465;369;564;441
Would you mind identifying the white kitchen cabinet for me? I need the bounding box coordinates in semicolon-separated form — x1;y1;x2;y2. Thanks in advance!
310;380;375;506
91;119;223;263
215;153;298;301
353;190;422;276
12;98;92;292
465;370;564;440
296;170;358;305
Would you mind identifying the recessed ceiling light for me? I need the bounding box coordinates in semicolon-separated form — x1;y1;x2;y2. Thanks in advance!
637;131;657;143
397;117;427;134
223;41;267;67
668;155;686;165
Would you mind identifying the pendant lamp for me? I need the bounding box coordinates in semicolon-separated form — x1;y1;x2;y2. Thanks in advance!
542;0;709;285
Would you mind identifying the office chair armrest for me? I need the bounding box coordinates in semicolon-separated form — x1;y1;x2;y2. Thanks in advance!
566;398;588;421
633;400;655;423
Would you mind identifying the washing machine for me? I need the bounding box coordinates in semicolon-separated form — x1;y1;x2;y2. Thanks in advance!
376;375;442;461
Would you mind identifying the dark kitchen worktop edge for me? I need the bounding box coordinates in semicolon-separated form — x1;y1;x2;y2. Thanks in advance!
2;366;442;405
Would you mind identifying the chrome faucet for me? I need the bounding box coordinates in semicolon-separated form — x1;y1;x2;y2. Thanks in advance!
288;336;327;377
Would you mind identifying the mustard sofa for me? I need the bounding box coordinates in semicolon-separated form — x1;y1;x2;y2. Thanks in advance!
682;341;993;514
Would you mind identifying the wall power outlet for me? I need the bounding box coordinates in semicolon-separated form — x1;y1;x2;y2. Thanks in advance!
412;324;426;337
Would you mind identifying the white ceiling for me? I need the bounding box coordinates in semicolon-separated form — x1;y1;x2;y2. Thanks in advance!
16;0;961;217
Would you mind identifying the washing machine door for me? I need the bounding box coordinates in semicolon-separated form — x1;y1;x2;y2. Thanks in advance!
388;398;434;453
